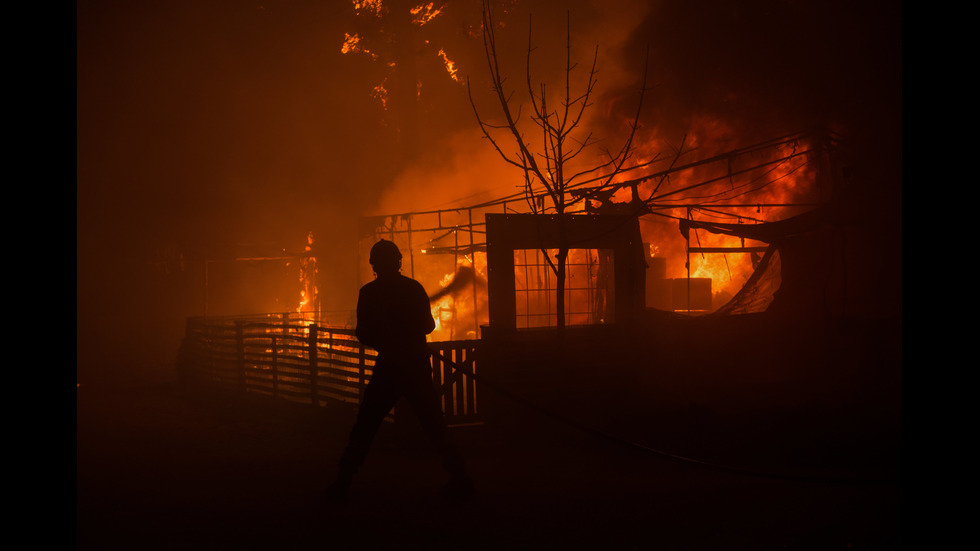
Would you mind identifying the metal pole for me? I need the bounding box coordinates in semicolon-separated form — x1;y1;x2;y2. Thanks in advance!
686;207;692;313
452;226;459;340
469;208;478;337
408;214;415;278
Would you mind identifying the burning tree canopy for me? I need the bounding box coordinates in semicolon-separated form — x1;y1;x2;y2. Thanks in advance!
340;0;487;161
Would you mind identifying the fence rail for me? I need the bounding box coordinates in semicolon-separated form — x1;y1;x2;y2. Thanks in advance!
179;314;481;425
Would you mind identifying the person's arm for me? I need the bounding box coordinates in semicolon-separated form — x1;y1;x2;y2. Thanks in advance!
417;281;436;336
355;287;379;349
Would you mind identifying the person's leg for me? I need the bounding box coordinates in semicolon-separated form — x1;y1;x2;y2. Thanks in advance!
328;372;400;499
402;368;474;497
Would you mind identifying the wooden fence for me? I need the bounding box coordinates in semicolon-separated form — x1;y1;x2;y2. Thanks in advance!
179;314;481;426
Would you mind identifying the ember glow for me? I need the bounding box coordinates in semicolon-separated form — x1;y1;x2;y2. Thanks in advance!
372;81;389;110
342;0;460;112
410;2;445;26
437;48;460;83
353;0;386;18
341;32;370;57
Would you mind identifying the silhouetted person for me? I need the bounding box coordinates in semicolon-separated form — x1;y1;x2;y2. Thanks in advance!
326;239;474;501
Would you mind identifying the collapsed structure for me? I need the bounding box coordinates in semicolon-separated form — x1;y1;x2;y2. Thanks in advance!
359;129;852;339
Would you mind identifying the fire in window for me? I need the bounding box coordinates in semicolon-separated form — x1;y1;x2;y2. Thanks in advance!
513;248;615;329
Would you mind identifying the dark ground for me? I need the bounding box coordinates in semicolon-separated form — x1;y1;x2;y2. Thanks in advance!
77;366;901;551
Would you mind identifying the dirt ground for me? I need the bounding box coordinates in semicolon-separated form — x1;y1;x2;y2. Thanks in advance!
76;372;901;550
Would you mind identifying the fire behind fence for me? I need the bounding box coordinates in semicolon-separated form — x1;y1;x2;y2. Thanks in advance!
179;313;480;426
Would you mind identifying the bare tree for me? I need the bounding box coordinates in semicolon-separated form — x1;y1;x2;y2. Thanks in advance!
467;1;653;330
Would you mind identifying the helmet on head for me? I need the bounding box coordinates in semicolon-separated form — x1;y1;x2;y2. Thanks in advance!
369;239;402;267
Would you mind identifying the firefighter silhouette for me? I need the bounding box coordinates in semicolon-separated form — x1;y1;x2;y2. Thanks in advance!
326;239;473;500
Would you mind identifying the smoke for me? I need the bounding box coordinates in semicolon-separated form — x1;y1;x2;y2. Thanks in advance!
376;0;903;215
602;0;902;149
429;264;485;303
359;1;652;216
76;0;900;381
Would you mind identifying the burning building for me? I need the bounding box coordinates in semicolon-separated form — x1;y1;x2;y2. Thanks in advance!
337;124;900;443
159;0;898;471
353;129;838;338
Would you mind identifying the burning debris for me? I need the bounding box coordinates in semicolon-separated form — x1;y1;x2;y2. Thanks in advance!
429;264;484;303
428;262;488;340
410;2;444;26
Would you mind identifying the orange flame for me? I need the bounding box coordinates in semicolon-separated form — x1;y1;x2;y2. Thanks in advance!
428;254;487;341
352;0;386;18
372;81;389;110
410;2;444;26
297;232;317;317
598;117;820;310
437;49;460;83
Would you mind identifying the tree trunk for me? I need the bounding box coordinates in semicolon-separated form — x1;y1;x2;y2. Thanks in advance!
556;213;568;332
556;247;567;331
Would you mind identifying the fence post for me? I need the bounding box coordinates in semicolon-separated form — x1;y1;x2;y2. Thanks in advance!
235;321;245;392
271;334;279;398
433;345;448;416
205;320;216;383
326;329;333;377
309;324;318;406
466;343;478;417
358;343;366;398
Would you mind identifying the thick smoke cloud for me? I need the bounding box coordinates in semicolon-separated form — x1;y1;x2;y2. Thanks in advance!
605;0;901;148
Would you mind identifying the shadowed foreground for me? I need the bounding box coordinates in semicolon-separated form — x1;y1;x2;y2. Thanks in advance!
77;373;900;550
